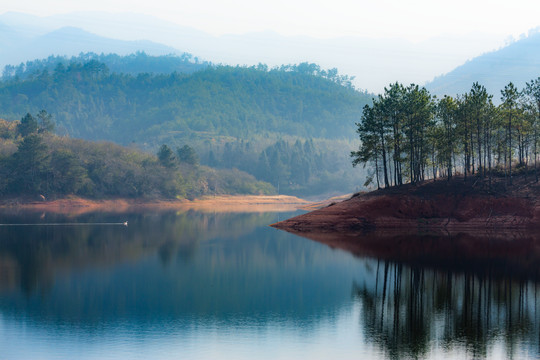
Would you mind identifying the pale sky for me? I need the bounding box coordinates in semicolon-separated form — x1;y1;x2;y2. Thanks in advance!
2;0;540;41
2;0;540;92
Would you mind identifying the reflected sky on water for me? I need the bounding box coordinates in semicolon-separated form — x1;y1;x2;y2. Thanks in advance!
0;210;538;359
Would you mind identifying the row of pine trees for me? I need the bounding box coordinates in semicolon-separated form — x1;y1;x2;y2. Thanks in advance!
352;79;540;189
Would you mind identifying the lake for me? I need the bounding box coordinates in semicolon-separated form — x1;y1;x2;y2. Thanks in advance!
0;209;538;359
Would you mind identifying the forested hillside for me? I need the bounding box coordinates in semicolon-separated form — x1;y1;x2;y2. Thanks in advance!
0;115;273;199
0;55;372;196
0;57;367;141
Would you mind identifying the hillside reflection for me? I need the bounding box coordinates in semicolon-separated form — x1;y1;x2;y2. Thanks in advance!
0;210;362;329
3;209;540;359
291;229;540;359
0;210;278;294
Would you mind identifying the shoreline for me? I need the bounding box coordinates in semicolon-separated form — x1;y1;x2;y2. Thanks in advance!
272;177;540;233
0;195;311;215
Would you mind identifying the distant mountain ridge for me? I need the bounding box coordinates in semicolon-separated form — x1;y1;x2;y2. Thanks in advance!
426;31;540;98
0;21;181;69
0;11;507;92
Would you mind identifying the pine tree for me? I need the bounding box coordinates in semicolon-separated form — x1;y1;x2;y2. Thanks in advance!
157;144;176;168
17;113;38;137
11;134;49;193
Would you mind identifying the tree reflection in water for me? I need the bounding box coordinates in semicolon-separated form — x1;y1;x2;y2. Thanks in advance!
354;260;539;360
284;228;540;359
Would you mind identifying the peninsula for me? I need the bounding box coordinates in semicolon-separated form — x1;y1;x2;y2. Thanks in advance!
271;176;540;233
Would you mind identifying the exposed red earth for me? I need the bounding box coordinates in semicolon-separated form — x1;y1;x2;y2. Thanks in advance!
272;176;540;232
272;176;540;279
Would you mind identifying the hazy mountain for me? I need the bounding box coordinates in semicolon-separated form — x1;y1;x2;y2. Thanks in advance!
426;30;540;98
0;11;506;93
0;20;180;70
0;12;52;38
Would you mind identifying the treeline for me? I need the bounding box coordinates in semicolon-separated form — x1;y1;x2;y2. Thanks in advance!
201;138;359;196
0;56;370;142
1;52;209;80
0;114;274;199
352;80;540;189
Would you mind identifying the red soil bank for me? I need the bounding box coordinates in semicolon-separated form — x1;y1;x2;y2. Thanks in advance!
272;177;540;232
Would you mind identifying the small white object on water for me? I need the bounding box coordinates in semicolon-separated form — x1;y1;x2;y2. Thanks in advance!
123;221;128;226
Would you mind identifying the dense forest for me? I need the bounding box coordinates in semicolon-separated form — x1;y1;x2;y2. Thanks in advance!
0;53;366;141
0;54;372;196
352;79;540;189
0;113;273;199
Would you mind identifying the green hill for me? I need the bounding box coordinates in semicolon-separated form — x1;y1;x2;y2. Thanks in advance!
0;57;368;141
0;55;372;196
0;117;273;199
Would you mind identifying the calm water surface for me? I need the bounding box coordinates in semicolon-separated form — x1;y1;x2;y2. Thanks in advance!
0;210;538;359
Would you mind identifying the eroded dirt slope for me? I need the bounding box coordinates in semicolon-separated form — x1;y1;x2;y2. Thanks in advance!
272;177;540;232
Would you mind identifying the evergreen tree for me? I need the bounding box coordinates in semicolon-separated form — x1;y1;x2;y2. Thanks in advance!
524;78;540;182
157;144;176;168
11;134;49;193
36;109;55;134
468;82;490;177
17;113;38;137
177;145;199;165
436;96;458;180
500;82;520;185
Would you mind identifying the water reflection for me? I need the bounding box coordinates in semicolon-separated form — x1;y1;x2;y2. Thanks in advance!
354;261;540;359
292;229;540;359
0;210;278;295
1;209;540;359
0;210;364;331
